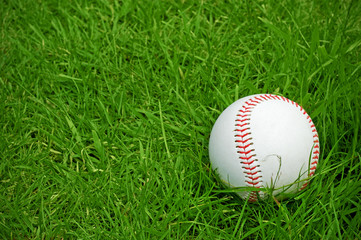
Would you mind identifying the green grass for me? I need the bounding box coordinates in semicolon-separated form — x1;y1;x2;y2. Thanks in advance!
1;0;360;239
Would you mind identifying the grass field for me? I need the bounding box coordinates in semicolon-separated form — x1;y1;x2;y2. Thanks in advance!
1;0;361;239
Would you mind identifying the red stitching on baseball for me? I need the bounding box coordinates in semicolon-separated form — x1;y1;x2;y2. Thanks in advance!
235;133;251;139
249;99;261;104
245;102;257;107
303;114;320;190
235;118;249;123
248;192;258;201
246;181;260;185
243;166;257;170
237;114;250;118
237;149;254;155
247;176;260;181
236;143;252;150
245;171;259;176
238;109;251;113
307;116;320;182
241;160;255;165
235;128;249;133
243;107;253;111
235;138;252;143
235;96;262;202
265;95;272;99
240;155;254;161
235;122;248;127
300;182;308;190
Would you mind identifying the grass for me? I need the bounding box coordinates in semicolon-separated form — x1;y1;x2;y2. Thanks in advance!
1;0;360;239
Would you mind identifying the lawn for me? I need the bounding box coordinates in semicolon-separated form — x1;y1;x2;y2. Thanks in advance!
1;0;361;239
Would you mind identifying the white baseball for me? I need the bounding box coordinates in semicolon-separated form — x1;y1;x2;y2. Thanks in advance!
209;94;320;201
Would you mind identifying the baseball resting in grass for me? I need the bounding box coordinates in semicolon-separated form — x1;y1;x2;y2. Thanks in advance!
209;94;320;201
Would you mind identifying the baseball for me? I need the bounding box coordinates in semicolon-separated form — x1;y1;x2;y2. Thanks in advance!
209;94;320;201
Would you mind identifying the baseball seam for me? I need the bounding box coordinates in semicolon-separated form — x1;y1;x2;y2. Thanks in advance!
234;94;320;201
